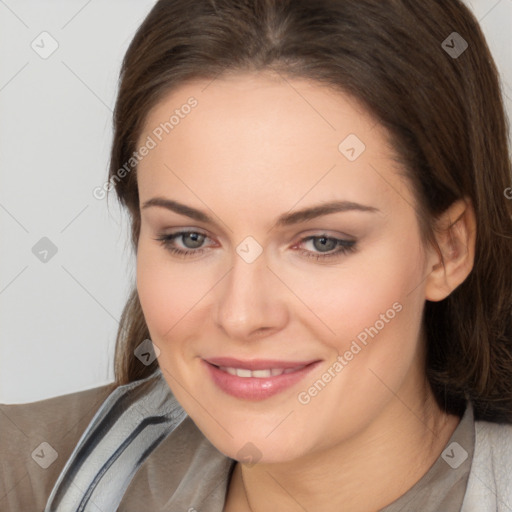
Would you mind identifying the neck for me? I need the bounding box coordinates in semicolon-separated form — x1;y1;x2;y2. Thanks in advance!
224;380;460;512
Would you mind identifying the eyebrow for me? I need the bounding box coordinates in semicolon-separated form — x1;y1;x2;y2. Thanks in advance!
141;197;380;227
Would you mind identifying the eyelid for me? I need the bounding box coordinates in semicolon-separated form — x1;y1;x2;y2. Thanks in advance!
291;228;356;243
157;227;213;241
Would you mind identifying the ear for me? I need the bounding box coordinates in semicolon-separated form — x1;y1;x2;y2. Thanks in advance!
424;198;477;302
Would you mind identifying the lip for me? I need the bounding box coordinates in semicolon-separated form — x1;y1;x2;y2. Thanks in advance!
202;358;322;401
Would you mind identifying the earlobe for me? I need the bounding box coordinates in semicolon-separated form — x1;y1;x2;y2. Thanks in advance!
424;198;477;302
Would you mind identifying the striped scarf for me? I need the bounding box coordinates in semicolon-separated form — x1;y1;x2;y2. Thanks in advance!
44;369;187;511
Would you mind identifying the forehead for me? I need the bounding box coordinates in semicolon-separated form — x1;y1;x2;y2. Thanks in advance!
136;72;410;219
140;71;379;152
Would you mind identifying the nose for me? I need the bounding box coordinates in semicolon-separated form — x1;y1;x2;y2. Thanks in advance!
213;246;289;341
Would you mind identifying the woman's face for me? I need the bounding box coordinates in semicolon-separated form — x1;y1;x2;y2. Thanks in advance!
136;72;435;463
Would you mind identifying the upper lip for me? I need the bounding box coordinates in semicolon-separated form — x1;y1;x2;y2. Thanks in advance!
204;357;319;370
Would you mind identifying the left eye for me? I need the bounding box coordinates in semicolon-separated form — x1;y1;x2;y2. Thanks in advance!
155;231;211;257
295;235;357;261
154;231;357;261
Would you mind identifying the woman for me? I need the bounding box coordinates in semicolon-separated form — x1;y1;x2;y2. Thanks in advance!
1;0;511;510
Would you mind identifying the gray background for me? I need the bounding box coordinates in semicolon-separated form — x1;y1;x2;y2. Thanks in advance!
1;0;511;403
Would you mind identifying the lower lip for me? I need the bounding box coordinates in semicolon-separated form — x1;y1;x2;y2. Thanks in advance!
203;359;322;400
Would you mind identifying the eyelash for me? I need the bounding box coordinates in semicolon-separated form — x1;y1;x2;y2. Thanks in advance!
154;231;357;261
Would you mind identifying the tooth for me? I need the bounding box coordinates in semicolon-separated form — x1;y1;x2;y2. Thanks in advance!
218;366;303;378
252;369;272;378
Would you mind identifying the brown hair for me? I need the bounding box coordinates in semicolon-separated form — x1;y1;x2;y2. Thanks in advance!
107;0;512;422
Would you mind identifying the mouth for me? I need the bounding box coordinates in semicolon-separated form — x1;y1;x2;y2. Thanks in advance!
215;365;308;378
202;357;322;400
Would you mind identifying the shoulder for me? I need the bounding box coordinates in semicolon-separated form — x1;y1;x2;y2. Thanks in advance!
474;419;512;468
0;383;116;512
461;419;512;511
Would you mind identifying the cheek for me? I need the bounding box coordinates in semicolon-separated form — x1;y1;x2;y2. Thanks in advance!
137;244;168;331
294;243;426;428
135;236;222;361
136;240;195;341
334;240;426;384
279;237;424;347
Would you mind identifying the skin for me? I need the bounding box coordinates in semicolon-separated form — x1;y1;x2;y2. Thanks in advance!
135;71;476;512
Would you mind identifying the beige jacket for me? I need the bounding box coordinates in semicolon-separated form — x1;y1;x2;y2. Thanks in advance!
1;383;115;511
2;374;512;512
1;380;232;512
